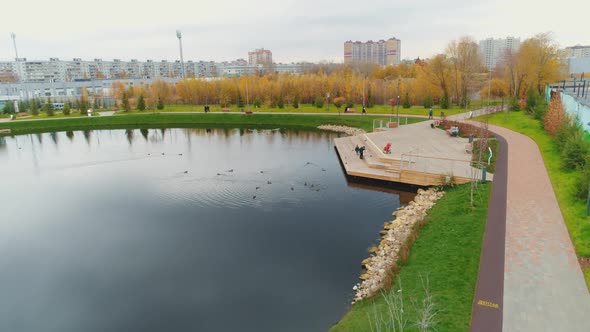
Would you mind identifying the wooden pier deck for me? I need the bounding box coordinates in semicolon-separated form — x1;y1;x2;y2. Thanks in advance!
334;120;492;186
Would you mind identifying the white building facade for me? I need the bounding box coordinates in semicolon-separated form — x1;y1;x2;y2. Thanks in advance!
479;36;521;70
565;45;590;58
0;56;306;83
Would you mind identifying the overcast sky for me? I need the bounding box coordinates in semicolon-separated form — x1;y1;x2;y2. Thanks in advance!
1;0;588;63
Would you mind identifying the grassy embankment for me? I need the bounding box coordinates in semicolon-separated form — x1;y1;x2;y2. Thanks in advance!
478;111;590;287
157;104;468;116
111;100;502;116
0;112;425;135
330;183;491;332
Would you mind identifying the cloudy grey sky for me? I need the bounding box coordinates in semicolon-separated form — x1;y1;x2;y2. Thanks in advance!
1;0;588;63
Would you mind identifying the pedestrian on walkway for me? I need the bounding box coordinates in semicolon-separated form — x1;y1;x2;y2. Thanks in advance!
355;145;360;155
362;106;366;115
429;108;433;119
359;146;366;159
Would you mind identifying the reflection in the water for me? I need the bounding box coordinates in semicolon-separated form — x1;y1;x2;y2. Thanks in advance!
0;128;417;332
125;129;134;145
345;177;419;205
50;132;58;146
140;128;149;141
83;130;91;144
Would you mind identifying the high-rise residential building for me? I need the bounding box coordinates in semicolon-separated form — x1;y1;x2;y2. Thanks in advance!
564;45;590;58
343;38;401;66
248;49;272;65
479;36;521;70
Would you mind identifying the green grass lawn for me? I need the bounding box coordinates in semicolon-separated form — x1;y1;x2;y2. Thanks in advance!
330;183;491;332
0;112;424;135
477;111;590;286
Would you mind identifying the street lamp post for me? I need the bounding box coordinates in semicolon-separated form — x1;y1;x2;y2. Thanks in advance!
397;77;401;125
176;30;185;79
487;67;492;114
11;32;28;102
362;75;366;108
396;95;400;125
383;79;387;107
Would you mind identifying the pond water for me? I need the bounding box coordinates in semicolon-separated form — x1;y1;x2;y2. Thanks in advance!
0;128;415;332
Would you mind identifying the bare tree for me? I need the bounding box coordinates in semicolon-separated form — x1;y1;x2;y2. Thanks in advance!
447;37;483;108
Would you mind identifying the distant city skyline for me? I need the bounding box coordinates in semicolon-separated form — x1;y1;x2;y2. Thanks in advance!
1;0;588;64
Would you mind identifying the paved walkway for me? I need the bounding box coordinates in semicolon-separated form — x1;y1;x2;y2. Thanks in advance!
497;125;590;331
470;120;590;331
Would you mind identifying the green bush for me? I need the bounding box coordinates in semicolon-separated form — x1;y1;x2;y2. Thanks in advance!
253;97;262;108
237;93;245;108
44;97;54;116
277;95;284;109
423;95;433;108
2;101;14;114
509;96;521;111
441;90;450;109
122;92;130;112
403;92;411;109
346;99;354;109
526;87;541;114
573;164;590;200
533;100;547;120
561;132;590;170
314;96;324;108
136;94;146;111
292;96;299;109
30;100;39;116
63;102;71;115
366;88;374;108
554;117;584;151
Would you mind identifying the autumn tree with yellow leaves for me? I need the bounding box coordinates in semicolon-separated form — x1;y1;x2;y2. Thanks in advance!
107;33;565;112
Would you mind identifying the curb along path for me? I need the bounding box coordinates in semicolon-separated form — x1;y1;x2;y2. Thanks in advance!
470;134;507;331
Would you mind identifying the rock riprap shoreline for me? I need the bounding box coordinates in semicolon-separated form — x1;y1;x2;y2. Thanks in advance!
317;125;365;136
352;188;445;303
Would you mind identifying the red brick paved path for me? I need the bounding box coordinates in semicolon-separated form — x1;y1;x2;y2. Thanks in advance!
470;124;590;331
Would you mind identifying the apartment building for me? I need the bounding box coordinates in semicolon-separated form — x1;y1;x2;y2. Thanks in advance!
479;36;521;70
125;59;143;78
0;78;181;103
248;49;272;65
564;45;590;58
0;54;304;83
343;38;401;66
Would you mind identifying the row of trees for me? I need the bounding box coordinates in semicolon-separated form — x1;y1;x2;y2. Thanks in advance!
108;33;561;111
6;33;563;115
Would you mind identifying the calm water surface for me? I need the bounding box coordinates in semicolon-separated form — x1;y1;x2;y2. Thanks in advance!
0;128;414;332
